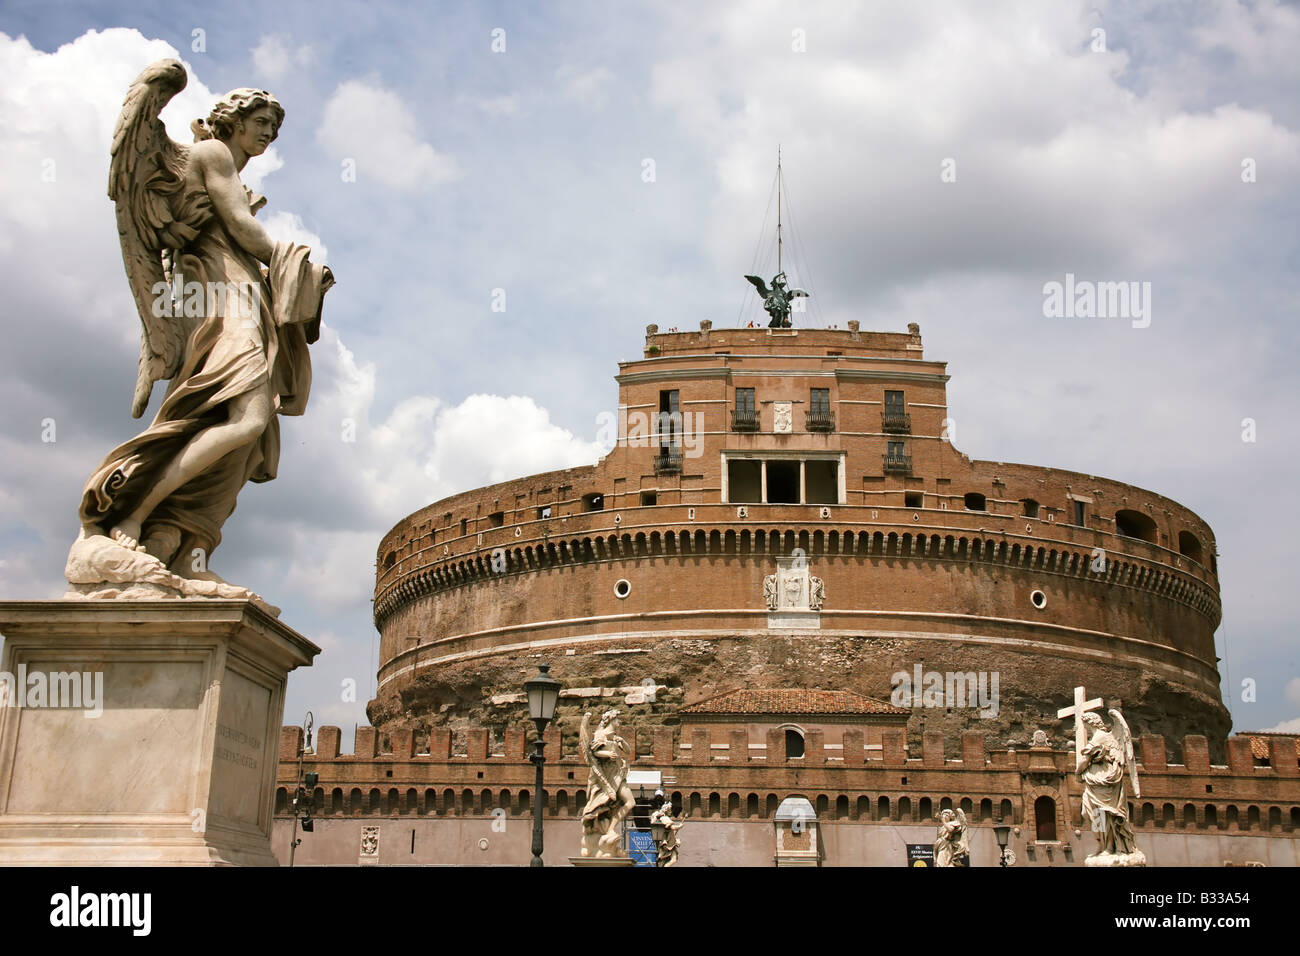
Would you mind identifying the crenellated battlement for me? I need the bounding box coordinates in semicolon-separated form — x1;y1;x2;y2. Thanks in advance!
276;724;1300;837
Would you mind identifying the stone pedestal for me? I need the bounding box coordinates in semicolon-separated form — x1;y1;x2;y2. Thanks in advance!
0;600;318;866
569;856;635;867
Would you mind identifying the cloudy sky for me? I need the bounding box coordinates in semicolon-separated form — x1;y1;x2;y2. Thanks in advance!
1;0;1296;739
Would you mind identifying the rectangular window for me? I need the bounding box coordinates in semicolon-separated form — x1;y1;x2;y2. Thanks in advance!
640;491;658;506
766;460;800;503
736;387;755;415
905;491;923;508
537;506;552;520
885;390;905;414
887;441;905;459
810;388;831;415
488;511;504;528
658;389;680;448
727;460;762;503
805;460;838;504
1073;500;1086;526
460;518;469;536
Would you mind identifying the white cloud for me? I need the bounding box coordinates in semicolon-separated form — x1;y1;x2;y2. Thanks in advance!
1262;717;1300;734
556;65;614;108
317;79;460;190
260;210;328;263
250;34;315;82
1286;677;1300;708
472;94;520;116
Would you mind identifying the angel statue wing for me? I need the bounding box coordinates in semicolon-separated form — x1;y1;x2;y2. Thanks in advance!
1110;708;1140;799
109;58;202;418
954;807;967;829
579;711;593;764
743;274;771;298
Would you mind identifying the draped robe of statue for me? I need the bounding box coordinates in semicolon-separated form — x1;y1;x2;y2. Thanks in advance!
1080;727;1139;857
78;189;331;567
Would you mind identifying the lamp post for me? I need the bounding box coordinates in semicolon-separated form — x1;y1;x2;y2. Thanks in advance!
525;664;560;867
288;710;315;868
993;821;1011;867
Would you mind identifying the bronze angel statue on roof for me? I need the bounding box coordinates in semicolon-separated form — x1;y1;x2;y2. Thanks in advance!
64;59;334;608
744;271;808;328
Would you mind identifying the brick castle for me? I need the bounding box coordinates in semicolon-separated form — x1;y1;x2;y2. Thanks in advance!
275;323;1297;865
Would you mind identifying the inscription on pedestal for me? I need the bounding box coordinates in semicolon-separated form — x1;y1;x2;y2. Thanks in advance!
210;669;272;827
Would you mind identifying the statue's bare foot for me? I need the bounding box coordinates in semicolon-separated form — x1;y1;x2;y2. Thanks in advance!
109;520;146;552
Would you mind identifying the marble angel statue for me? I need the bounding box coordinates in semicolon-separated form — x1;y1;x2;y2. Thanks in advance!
934;807;969;867
65;59;334;607
1077;709;1145;866
649;793;683;867
579;709;636;858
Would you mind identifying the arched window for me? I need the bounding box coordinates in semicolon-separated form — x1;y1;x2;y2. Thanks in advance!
1115;509;1158;543
1177;531;1203;564
1035;796;1057;841
785;728;806;759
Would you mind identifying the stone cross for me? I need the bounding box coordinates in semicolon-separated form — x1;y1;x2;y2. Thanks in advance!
1057;685;1103;759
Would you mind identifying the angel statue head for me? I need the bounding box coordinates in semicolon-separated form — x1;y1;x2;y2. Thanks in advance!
600;709;620;727
192;88;284;152
1082;712;1105;730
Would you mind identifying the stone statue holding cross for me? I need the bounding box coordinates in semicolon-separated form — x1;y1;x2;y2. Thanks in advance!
1058;686;1146;867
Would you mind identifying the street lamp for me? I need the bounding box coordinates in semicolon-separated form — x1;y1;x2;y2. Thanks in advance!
993;820;1011;867
525;664;561;867
288;711;315;867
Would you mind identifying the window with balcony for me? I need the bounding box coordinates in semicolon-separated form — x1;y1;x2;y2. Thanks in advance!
732;387;758;431
658;389;680;445
884;441;911;475
656;389;683;474
883;390;910;433
807;388;834;432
